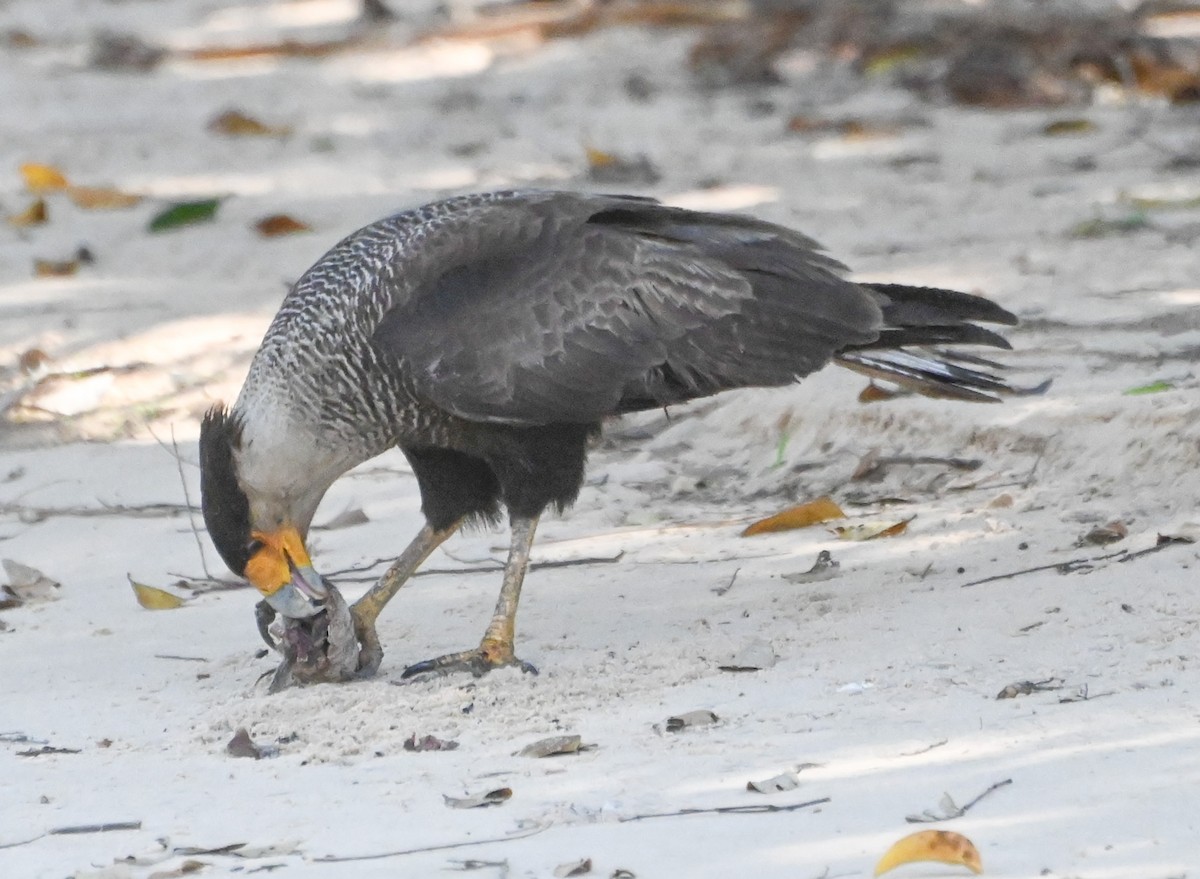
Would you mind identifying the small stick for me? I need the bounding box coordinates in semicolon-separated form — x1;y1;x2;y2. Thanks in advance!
170;424;214;581
51;821;142;835
620;797;831;822
315;823;548;863
154;654;209;663
963;539;1186;588
713;567;741;596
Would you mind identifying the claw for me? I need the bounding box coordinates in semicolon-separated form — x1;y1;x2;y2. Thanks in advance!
401;645;539;680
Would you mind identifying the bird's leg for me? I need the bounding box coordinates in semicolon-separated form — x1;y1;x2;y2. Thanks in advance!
350;521;461;676
402;514;540;679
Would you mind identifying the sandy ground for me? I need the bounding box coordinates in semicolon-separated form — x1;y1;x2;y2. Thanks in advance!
3;2;1200;877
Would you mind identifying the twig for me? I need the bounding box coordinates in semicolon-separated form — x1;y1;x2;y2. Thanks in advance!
314;822;549;863
154;654;209;662
52;821;142;835
163;424;213;580
899;739;948;757
713;567;740;596
619;797;830;823
0;501;190;520
906;779;1011;823
962;540;1184;588
323;553;624;582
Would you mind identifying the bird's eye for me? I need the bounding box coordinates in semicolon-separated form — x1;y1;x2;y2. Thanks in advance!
246;538;266;556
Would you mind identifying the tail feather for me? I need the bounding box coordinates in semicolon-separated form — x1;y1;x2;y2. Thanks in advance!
836;283;1023;403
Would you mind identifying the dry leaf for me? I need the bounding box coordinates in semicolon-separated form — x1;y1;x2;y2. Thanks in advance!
1042;118;1096;136
226;728;277;759
67;185;142;210
21;162;69;192
403;733;459;752
443;787;512;809
782;550;840;584
18;348;52;375
554;858;592;877
255;214;311;237
1077;520;1127;546
148;859;206;879
718;638;776;672
129;576;186;610
834;516;915;541
34;258;79;278
517;734;589;758
875;829;982;876
664;709;718;732
208;109;291;137
742;495;845;536
3;559;60;602
7;198;47;227
746;770;800;794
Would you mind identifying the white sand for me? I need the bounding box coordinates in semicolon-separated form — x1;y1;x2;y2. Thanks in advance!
3;2;1200;877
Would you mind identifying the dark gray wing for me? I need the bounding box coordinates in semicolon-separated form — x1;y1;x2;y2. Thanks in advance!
372;191;883;424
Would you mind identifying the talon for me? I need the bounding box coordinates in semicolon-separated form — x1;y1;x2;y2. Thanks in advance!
400;644;538;680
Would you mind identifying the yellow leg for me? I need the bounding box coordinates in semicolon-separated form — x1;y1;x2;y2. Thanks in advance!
402;514;540;679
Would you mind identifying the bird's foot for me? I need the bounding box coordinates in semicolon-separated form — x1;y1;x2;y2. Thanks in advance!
401;638;539;680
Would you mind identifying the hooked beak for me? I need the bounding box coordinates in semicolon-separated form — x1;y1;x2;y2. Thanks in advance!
266;564;329;618
244;524;329;619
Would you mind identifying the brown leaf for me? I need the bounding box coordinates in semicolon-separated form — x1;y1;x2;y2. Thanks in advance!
255;213;311;237
20;163;69;193
67;185;142;210
207;109;292;137
34;258;79;278
18;348;52;375
226;728;269;759
1077;520;1127;546
7;198;47;227
517;734;589;758
443;787;512;809
875;829;982;876
742;496;846;536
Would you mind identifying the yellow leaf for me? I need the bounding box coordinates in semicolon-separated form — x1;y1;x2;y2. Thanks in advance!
742;496;845;536
585;147;617;168
7;197;47;227
67;185;142;210
21;162;69;192
129;576;186;610
254;213;311;237
833;516;915;541
875;829;982;877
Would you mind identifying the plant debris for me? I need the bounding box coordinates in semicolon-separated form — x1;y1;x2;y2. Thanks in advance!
226;728;277;760
875;829;982;876
207;110;292;138
3;559;60;604
7;198;47;227
403;734;459;752
130;576;187;610
746;770;800;794
148;199;221;233
584;147;661;185
996;678;1063;699
1076;520;1128;547
664;709;718;732
554;858;592;877
718;638;777;672
742;496;845;536
255;214;312;238
517;734;592;758
443;788;512;810
782;550;840;584
833;516;915;541
905;778;1012;822
17;745;81;757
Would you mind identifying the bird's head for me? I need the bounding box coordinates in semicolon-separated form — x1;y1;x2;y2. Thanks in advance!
199;405;329;619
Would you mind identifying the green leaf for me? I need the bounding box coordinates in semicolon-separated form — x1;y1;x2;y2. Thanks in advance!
148;198;220;232
1123;380;1174;396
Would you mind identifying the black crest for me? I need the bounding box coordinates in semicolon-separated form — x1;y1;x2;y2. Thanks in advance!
199;405;253;576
